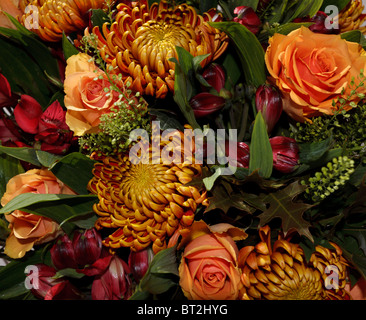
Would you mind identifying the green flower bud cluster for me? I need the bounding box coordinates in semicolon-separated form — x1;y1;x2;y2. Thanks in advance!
291;104;366;157
79;102;151;157
301;156;355;203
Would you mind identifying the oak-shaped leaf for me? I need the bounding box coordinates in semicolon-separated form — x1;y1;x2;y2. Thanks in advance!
205;181;256;214
258;181;315;241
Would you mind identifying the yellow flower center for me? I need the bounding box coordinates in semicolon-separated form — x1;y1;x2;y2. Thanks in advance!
132;19;196;78
89;146;208;253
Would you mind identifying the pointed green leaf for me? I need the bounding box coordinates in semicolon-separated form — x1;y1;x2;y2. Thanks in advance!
50;152;96;195
320;0;350;12
171;47;201;129
0;153;24;199
209;22;266;87
249;111;273;178
283;0;323;23
0;146;61;168
62;33;79;60
0;193;98;235
129;246;179;299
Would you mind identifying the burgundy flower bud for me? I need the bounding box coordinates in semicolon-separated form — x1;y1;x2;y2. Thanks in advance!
310;11;339;34
26;264;81;300
233;6;261;34
190;92;226;118
270;136;300;173
225;141;250;168
255;84;283;133
202;63;226;93
51;234;77;270
91;255;133;300
73;228;103;267
293;11;339;34
128;247;154;283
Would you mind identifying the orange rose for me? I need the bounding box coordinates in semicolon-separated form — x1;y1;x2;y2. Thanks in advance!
1;169;76;259
178;220;247;300
64;53;133;136
265;26;366;122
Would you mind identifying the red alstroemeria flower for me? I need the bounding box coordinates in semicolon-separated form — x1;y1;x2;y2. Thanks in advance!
13;95;43;134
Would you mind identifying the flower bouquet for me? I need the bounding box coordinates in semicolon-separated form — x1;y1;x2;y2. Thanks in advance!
0;0;366;301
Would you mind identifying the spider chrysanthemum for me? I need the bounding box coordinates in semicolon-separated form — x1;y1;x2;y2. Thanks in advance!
337;0;366;34
238;226;350;300
87;127;208;253
19;0;109;41
87;0;228;98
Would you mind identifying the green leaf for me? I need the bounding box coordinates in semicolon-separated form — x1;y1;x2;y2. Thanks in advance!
222;52;242;88
249;112;273;178
91;9;110;29
320;0;350;12
0;36;53;107
210;22;266;87
0;146;61;168
54;268;85;280
0;14;60;82
268;0;289;24
0;153;24;200
205;182;255;214
341;30;365;45
148;110;185;132
283;0;323;23
258;181;314;241
50;152;96;195
0;193;98;235
0;248;51;298
299;136;334;164
171;47;201;130
2;12;33;35
62;33;79;60
276;22;314;35
129;246;179;299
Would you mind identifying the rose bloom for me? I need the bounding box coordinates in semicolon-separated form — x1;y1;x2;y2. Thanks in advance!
265;26;366;122
1;169;76;259
64;53;133;136
178;220;247;300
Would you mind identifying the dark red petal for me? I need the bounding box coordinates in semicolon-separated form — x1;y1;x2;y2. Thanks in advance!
14;95;42;134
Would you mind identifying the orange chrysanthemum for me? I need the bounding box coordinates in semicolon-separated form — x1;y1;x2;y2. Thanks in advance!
87;0;228;98
238;226;350;300
87;126;208;253
19;0;109;41
338;0;366;34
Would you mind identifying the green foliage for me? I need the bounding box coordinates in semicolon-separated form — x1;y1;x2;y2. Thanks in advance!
302;156;356;203
210;21;266;88
50;152;96;195
291;105;366;158
249;111;273;178
257;181;314;241
129;246;179;299
170;47;208;129
0;13;61;108
0;193;98;236
79;104;152;157
260;0;323;24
